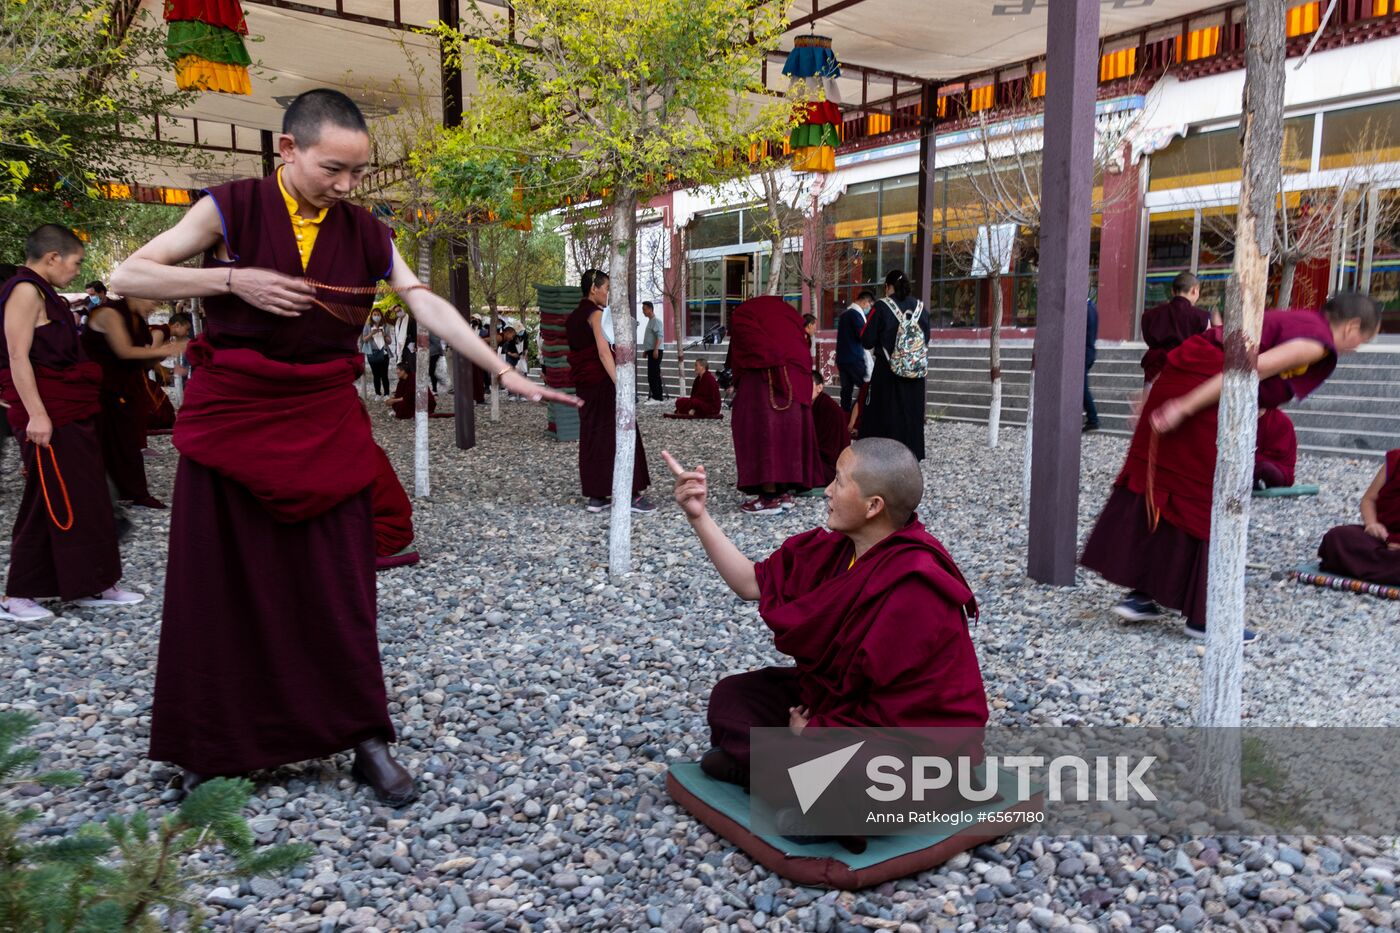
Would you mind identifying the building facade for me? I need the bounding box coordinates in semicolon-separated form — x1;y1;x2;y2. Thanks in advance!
624;4;1400;347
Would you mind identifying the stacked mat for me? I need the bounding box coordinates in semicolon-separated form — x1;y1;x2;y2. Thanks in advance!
536;284;580;441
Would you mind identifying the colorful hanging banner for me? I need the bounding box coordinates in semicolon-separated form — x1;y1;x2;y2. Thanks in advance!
782;35;842;174
164;0;252;95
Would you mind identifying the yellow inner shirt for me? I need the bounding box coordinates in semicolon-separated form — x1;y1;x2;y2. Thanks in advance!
277;168;328;271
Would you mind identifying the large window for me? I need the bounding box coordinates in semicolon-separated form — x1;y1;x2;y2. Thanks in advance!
1319;100;1400;171
1148;116;1315;192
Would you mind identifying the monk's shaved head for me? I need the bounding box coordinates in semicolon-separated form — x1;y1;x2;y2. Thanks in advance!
846;438;923;527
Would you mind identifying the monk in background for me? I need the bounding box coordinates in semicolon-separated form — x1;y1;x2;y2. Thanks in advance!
566;269;654;514
1140;272;1210;386
1083;294;1379;640
663;438;986;790
726;296;823;514
810;369;849;486
1316;451;1400;582
1254;408;1297;490
81;297;184;508
665;358;721;419
1319;452;1400;585
0;225;147;622
388;361;435;418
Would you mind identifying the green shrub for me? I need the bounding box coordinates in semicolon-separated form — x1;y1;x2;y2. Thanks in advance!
0;712;311;931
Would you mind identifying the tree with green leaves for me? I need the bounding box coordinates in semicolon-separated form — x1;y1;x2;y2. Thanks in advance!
0;712;310;931
428;0;799;575
1;0;196;261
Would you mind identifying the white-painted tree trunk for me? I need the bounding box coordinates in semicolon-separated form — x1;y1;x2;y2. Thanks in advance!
987;274;1005;449
608;194;640;577
1199;0;1285;815
988;379;1002;450
414;240;432;498
1022;365;1035;526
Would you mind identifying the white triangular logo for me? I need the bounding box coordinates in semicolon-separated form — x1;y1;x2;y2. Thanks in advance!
787;741;865;814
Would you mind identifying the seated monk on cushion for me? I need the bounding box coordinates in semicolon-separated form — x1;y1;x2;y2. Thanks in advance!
1318;451;1400;585
1254;408;1297;490
387;361;434;419
662;438;986;789
811;369;850;486
666;358;722;419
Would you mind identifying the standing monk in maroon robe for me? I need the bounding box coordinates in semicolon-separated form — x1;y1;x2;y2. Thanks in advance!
1140;272;1211;386
1318;451;1400;584
111;89;578;803
1082;295;1379;640
662;438;986;787
665;358;721;419
810;369;850;486
81;298;183;508
566;269;653;514
726;296;823;514
0;225;147;623
1254;408;1297;490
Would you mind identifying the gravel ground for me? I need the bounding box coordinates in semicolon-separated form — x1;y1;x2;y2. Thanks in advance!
3;398;1398;932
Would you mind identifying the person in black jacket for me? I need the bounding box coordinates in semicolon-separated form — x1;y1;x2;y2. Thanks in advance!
861;270;930;460
835;289;875;411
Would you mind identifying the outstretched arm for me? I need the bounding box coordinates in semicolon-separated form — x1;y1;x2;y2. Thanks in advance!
662;451;759;600
386;243;579;407
110;198;317;316
1152;339;1328;433
88;308;185;361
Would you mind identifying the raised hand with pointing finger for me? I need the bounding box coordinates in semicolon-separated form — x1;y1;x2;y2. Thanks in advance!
662;450;708;521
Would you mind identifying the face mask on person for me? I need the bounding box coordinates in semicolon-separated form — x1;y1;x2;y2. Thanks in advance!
371;314;382;323
87;295;102;308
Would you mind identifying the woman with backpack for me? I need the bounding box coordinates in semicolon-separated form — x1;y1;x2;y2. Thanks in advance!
861;269;930;460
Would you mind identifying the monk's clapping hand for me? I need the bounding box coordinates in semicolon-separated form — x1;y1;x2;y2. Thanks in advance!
662;451;707;520
228;267;316;317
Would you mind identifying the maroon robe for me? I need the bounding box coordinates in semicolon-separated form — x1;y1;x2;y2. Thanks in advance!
708;519;986;772
146;374;176;430
80;301;154;501
1254;409;1297;489
1083;309;1337;625
811;390;850;485
390;378;435;419
565;299;650;499
0;268;121;600
726;297;823;494
668;370;722;418
1140;295;1210;384
150;171;395;776
1319;450;1400;584
370;443;413;558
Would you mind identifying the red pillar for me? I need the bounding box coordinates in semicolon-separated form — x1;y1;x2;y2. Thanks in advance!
1097;148;1143;342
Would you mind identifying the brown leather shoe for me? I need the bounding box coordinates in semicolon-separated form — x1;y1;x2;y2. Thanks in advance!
352;738;417;807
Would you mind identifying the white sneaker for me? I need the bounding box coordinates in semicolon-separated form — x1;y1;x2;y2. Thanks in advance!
73;587;145;608
0;597;54;622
